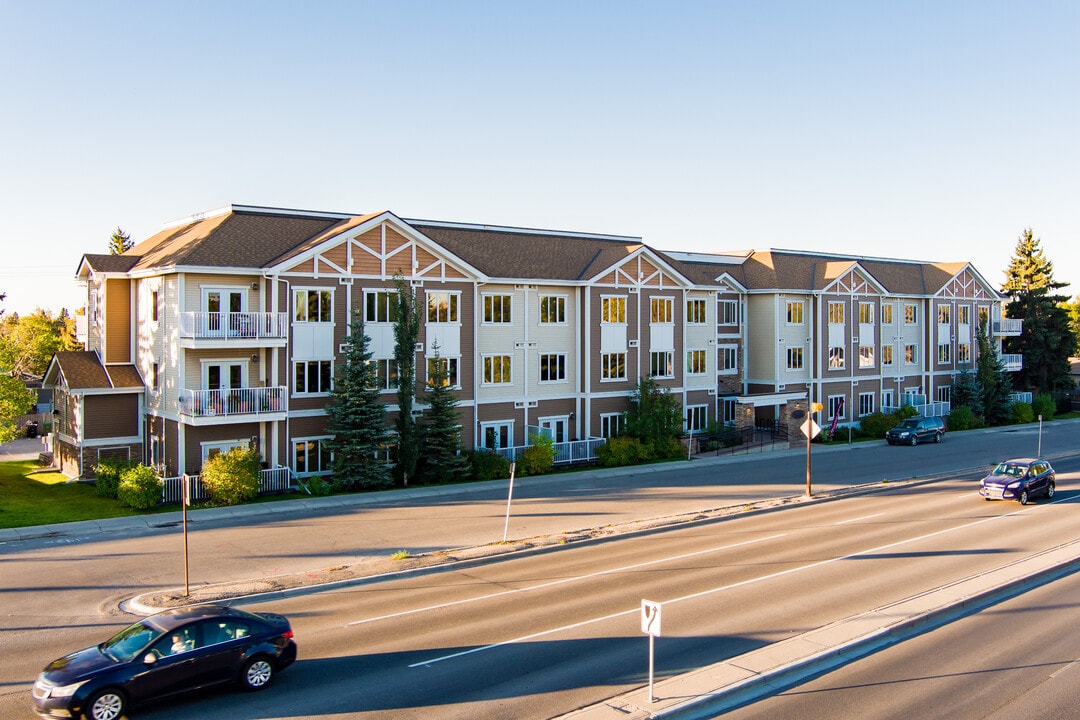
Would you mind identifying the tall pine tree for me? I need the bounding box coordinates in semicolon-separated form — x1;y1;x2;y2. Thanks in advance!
417;346;470;484
976;318;1012;425
1001;229;1074;392
393;276;421;486
108;227;133;255
325;309;390;490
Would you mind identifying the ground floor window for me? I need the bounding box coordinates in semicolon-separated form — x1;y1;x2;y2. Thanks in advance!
721;397;737;424
685;404;708;433
480;422;513;450
859;392;875;417
599;413;623;438
827;395;846;421
293;437;332;476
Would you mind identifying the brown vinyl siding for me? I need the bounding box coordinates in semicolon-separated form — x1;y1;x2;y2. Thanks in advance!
105;278;131;363
84;394;140;439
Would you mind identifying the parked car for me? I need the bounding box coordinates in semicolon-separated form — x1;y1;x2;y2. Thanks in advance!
885;416;945;445
979;458;1056;505
32;604;296;720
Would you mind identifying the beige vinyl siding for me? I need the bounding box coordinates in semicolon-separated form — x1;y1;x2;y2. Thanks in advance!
475;285;522;402
530;286;578;398
745;294;778;384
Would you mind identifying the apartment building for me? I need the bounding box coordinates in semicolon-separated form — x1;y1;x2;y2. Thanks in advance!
45;204;1017;479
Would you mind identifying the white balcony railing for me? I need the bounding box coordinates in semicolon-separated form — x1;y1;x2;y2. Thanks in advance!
1001;353;1023;372
159;466;295;504
178;312;288;341
881;401;951;418
178;386;286;419
992;318;1023;336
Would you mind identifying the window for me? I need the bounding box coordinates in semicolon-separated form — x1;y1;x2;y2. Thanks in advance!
152;363;160;390
480;422;512;450
686;349;707;375
427;357;459;387
859;345;874;368
294;438;332;476
151;291;159;323
938;306;951;324
686;299;707;324
369;358;398;390
295;360;332;394
294;289;332;322
427;292;458;323
721;397;737;423
828;395;846;420
881;303;894;324
958;306;971;325
540;295;566;324
601;296;626;323
828;346;845;369
365;290;398;323
483;294;512;324
859;302;874;324
882;389;895;410
651;297;673;323
937;386;951;403
882;344;894;366
719;299;739;325
685;405;707;433
938;343;952;364
718;345;738;375
905;344;918;365
958;343;971;364
539;353;566;382
828;302;845;324
650;351;674;378
859;392;875;417
482;355;512;384
601;352;626;380
904;304;918;325
786;301;804;325
600;413;623;438
787;346;804;370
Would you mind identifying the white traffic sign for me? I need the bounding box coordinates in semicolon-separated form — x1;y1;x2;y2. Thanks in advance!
801;418;821;439
641;600;662;637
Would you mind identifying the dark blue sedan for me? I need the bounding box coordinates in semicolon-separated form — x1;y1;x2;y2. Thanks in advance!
979;458;1056;505
32;604;296;720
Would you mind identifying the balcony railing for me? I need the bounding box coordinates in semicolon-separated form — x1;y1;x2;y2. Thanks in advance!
178;386;286;419
178;312;288;341
1001;353;1023;372
159;467;295;504
882;401;951;418
481;438;606;465
992;318;1023;336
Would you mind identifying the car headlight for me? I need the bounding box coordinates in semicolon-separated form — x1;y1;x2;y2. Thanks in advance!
47;680;87;698
1006;482;1021;490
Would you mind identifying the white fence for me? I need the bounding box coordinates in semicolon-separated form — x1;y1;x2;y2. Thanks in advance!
486;438;606;465
881;401;951;418
159;466;295;504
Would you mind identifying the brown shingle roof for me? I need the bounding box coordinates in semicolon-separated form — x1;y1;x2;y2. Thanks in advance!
81;254;141;273
50;352;143;391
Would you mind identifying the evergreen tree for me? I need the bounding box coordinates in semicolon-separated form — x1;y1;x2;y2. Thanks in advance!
324;309;391;490
392;276;421;486
1001;228;1074;392
1065;295;1080;355
950;365;983;418
624;376;684;451
976;319;1012;425
108;227;133;255
416;346;470;484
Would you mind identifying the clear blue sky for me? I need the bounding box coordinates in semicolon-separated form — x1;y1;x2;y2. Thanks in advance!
2;1;1077;316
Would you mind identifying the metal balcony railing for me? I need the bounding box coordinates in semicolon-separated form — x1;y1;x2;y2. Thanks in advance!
178;312;288;340
178;386;286;418
1001;353;1023;372
992;318;1023;336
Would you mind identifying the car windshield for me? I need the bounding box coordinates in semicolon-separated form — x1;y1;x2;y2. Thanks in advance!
992;463;1025;478
896;419;918;429
100;621;161;662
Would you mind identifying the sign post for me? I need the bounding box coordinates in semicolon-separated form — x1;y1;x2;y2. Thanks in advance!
641;600;662;702
502;462;516;543
181;474;190;597
804;402;823;497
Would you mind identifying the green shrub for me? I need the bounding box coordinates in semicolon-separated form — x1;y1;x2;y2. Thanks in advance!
200;446;261;506
947;405;977;431
468;450;512;481
94;459;132;499
1032;393;1055;421
1011;401;1034;424
858;412;899;438
117;465;162;510
305;476;332;497
518;433;555;477
896;405;919;419
596;436;649;467
650;436;685;459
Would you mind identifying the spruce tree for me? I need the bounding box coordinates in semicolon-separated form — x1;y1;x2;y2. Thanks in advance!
1001;229;1074;392
325;309;390;490
108;227;133;255
950;365;983;418
392;276;421;486
417;347;470;484
976;318;1012;425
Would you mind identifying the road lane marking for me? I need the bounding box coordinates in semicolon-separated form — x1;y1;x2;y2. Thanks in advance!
1050;658;1080;679
834;513;886;525
351;533;787;626
409;501;1069;667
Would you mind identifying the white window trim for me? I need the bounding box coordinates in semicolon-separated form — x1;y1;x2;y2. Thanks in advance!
480;353;513;386
481;293;513;325
539;294;568;325
717;344;738;375
538;352;568;384
292;435;333;477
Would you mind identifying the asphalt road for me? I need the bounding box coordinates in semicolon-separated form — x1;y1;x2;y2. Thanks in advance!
721;561;1080;720
2;421;1077;719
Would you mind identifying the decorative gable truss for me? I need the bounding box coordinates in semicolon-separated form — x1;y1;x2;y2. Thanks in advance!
278;215;478;282
936;265;999;301
593;249;689;289
823;265;886;297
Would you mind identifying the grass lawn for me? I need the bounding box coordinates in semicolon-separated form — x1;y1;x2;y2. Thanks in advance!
0;461;150;529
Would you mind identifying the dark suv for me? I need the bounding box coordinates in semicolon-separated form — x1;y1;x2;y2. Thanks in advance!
885;416;945;445
979;458;1056;504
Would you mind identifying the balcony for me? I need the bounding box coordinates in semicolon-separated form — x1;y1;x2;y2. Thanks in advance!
992;318;1023;337
178;386;287;426
1001;353;1023;372
178;312;288;348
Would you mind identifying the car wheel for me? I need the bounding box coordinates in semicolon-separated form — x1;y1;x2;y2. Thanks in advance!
241;656;274;691
1047;481;1055;499
934;431;942;443
86;689;126;720
1019;489;1029;505
909;435;918;446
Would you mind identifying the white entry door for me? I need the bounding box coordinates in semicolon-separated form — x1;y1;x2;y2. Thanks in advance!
539;417;568;444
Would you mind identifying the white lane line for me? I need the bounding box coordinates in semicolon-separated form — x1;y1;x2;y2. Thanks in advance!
351;533;786;627
834;512;886;525
409;502;1057;667
1050;658;1080;679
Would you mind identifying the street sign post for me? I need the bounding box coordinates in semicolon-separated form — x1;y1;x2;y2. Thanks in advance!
642;600;662;702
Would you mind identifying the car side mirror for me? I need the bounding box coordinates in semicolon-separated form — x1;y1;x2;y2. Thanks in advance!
143;652;158;666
